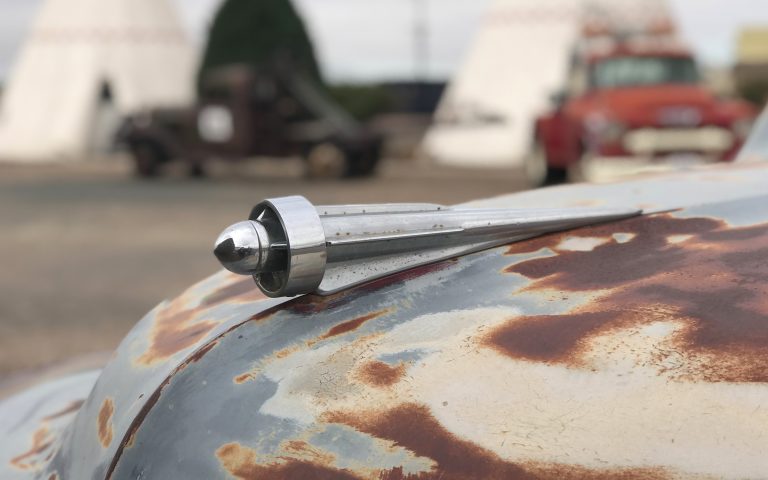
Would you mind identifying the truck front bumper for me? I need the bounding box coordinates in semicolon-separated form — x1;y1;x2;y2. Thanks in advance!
578;126;740;183
622;127;735;155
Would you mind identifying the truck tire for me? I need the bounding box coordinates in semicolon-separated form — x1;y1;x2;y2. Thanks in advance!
545;166;568;185
131;142;167;178
525;139;567;188
304;142;350;179
189;163;207;179
347;151;380;177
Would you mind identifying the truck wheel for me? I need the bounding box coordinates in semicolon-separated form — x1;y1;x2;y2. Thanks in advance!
304;143;349;179
131;142;166;178
189;163;207;179
545;166;568;185
525;140;567;187
347;151;380;177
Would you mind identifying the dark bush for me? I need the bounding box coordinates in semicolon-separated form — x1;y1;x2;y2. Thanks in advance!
327;85;394;121
198;0;323;91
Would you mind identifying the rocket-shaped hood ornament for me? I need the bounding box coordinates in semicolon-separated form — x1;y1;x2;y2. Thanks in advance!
214;196;639;298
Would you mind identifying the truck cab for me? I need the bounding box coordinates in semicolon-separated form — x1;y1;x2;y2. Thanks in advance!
530;36;757;186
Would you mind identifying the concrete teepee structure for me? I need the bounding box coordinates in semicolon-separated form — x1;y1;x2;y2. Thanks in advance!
0;0;196;161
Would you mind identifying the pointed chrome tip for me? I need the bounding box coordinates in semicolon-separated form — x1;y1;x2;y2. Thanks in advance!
213;221;263;275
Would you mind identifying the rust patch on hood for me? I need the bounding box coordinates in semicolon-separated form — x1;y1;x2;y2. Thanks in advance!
234;310;392;384
185;340;219;365
522;464;670;480
41;400;85;422
288;292;354;315
380;465;669;480
136;301;217;366
487;312;617;364
9;426;54;471
201;276;266;307
215;442;361;480
280;440;335;465
357;361;407;387
496;214;768;382
324;403;531;479
97;397;115;448
136;273;273;366
324;403;669;479
321;309;391;339
504;215;720;288
233;372;255;385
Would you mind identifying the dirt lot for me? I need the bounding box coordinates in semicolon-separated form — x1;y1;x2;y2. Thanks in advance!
0;157;525;379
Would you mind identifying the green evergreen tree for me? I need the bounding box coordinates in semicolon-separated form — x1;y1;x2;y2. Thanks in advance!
198;0;323;90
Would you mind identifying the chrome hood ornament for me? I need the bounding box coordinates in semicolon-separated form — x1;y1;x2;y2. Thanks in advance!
214;196;639;298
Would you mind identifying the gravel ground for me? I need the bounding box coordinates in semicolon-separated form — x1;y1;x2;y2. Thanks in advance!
0;157;526;379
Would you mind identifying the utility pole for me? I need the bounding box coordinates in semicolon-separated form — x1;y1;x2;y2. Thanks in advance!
412;0;429;110
413;0;429;81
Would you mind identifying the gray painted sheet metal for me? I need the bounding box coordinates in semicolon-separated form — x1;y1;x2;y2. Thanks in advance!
2;163;768;479
0;371;100;479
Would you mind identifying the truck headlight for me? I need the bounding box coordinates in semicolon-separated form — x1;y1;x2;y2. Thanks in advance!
586;116;626;144
600;121;627;143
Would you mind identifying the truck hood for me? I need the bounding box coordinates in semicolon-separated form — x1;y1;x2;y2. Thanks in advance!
3;162;768;479
587;84;721;125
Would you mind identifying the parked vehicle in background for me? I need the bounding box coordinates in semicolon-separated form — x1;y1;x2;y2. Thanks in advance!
529;22;757;186
117;65;382;179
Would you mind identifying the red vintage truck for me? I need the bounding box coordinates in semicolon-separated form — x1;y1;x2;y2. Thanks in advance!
529;33;757;186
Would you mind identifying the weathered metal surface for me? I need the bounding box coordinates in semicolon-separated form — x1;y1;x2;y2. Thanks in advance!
106;193;768;479
2;163;768;479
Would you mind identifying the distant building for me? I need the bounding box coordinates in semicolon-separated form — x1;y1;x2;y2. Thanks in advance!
0;0;196;162
734;27;768;106
737;28;768;65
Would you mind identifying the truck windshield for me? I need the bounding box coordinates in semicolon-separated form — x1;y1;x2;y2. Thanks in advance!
592;56;700;89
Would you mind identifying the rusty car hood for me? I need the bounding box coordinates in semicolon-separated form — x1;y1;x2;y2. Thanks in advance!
3;163;768;479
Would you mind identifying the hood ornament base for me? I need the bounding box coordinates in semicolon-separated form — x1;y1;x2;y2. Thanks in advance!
214;196;640;298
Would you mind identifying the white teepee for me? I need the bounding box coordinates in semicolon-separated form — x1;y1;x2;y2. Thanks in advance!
423;0;675;169
0;0;196;161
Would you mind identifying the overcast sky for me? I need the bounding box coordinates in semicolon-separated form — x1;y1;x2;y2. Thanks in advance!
1;0;766;82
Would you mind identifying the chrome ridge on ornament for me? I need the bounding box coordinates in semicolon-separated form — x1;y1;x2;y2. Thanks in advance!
214;195;640;298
